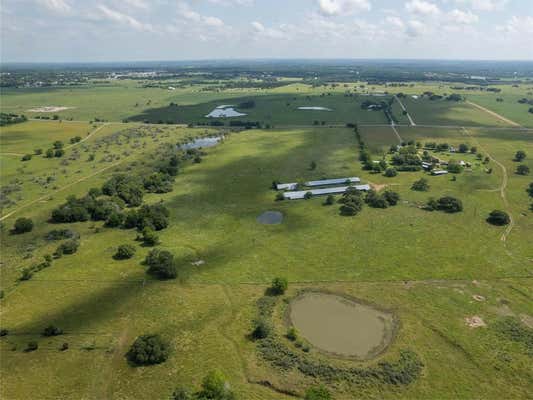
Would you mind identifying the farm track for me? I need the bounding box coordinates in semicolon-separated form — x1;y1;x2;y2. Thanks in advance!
461;128;514;242
394;96;416;126
466;101;521;127
390;123;403;143
64;122;110;150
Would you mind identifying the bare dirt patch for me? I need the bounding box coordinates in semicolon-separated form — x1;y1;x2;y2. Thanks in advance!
465;316;486;328
472;295;486;302
27;106;75;113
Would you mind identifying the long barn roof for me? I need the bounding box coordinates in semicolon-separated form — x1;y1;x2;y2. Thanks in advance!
284;185;370;200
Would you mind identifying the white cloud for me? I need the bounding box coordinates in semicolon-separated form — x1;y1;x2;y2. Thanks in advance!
497;16;533;34
448;9;478;25
96;5;153;31
36;0;71;14
207;0;253;5
385;16;405;30
317;0;371;17
405;0;440;15
177;2;225;26
454;0;508;12
122;0;149;9
406;19;428;36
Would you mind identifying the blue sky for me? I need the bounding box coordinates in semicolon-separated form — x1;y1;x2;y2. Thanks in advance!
1;0;532;62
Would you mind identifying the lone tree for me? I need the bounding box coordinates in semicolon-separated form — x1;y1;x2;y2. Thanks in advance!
309;161;317;170
514;150;527;162
144;249;177;280
13;217;33;234
487;210;511;226
324;195;335;205
115;244;136;260
270;277;288;295
384;167;398;177
411;178;430;191
527;182;533;197
252;319;271;340
198;370;235;400
516;165;530;175
127;334;169;366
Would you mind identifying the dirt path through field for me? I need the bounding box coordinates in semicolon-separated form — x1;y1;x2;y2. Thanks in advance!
65;122;110;150
394;96;416;126
461;127;514;242
466;101;521;127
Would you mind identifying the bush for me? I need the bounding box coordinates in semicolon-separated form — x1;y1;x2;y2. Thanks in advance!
275;192;285;201
26;341;38;352
42;325;63;337
45;229;78;241
305;385;332;400
60;342;69;351
105;212;124;227
286;327;298;341
304;191;313;200
54;149;65;158
412;178;430;191
428;196;463;213
115;244;136;260
487;210;511;226
516;165;530;175
127;334;169;366
323;195;335;205
270;277;288;295
21;154;32;161
171;387;192;400
102;174;144;206
384;167;397;177
141;227;160;246
527;182;533;197
252;319;271;340
383;190;400;206
55;239;79;256
365;190;388;208
514;150;527;162
144;249;177;279
198;370;235;400
447;160;463;174
13;217;33;234
0;329;9;337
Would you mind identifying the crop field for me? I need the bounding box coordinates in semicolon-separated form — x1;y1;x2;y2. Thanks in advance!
1;77;532;400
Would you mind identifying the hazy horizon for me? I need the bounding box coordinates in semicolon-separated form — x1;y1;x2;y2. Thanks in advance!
1;0;532;63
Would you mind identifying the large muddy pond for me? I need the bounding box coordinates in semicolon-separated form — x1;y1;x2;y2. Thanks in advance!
289;292;396;359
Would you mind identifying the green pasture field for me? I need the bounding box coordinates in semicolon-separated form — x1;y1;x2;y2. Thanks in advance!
0;120;93;154
1;80;532;399
126;93;391;126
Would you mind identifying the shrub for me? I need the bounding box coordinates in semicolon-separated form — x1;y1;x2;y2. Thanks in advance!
514;150;527;162
305;385;332;400
384;167;397;177
339;197;363;216
54;149;65;158
198;370;235;400
21;154;32;161
60;342;69;351
26;341;38;352
105;212;124;227
447;160;463;174
55;239;79;256
428;196;463;213
102;174;144;206
516;165;530;175
411;178;429;191
527;182;533;197
487;210;510;226
42;325;63;337
115;244;136;260
304;191;313;200
270;277;288;295
252;319;271;340
0;329;8;337
141;227;159;246
45;148;54;158
45;229;78;241
127;334;169;366
323;195;335;205
144;249;177;279
171;387;192;400
383;190;400;206
275;192;285;201
13;217;33;234
286;327;298;341
309;161;317;170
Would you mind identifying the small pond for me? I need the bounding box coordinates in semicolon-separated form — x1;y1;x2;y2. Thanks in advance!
289;292;396;359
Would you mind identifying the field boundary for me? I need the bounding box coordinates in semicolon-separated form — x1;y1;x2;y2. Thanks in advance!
466;101;521;127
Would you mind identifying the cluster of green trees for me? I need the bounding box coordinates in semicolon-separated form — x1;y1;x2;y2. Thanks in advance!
390;144;422;171
12;217;33;234
0;113;27;126
44;140;66;159
20;255;53;281
426;196;463;213
486;210;510;226
411;178;430;191
339;187;364;216
365;189;400;208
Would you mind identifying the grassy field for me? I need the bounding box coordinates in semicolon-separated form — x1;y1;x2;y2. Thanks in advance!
1;79;532;399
